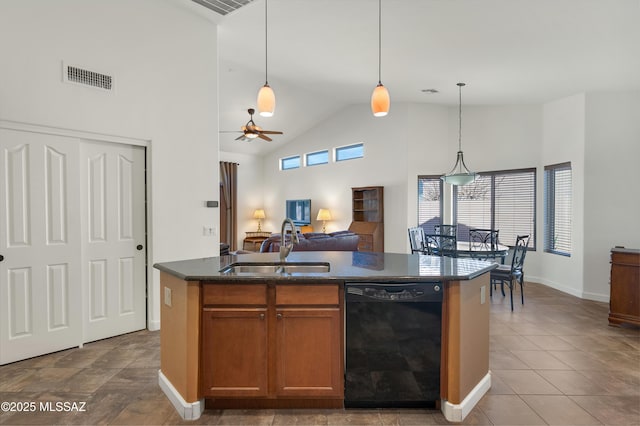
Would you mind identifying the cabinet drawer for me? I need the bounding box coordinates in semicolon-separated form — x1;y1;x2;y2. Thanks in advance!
203;284;267;305
276;285;339;305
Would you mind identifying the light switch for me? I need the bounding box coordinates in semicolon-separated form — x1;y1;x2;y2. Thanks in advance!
480;285;486;304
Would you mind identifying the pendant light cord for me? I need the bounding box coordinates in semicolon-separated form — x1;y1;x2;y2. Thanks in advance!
378;0;382;84
457;82;465;152
264;0;269;85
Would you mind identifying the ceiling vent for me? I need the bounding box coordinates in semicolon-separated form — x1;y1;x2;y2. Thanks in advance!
191;0;254;16
63;63;113;92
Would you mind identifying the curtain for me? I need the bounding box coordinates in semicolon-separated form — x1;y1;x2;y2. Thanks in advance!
220;161;238;251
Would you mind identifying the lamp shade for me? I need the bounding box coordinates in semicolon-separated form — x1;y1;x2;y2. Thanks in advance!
316;209;332;221
257;84;275;117
253;209;266;220
371;83;390;117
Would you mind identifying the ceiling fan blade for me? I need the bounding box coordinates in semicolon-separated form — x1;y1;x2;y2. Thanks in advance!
220;130;242;133
234;134;248;141
258;134;272;142
259;130;283;135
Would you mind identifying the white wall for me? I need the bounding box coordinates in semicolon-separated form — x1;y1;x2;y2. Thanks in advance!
262;103;410;252
539;94;586;298
0;0;219;329
583;91;640;300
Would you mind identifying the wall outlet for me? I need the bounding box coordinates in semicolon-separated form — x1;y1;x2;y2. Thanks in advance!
480;285;486;305
164;286;172;307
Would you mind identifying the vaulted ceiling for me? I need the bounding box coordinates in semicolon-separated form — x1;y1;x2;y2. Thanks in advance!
190;0;640;155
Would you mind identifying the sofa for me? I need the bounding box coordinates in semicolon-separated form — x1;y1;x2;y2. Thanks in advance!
259;231;360;253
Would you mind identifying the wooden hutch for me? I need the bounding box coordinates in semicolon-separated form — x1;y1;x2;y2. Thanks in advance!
348;186;384;252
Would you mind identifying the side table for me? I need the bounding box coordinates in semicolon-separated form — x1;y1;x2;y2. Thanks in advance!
243;231;272;252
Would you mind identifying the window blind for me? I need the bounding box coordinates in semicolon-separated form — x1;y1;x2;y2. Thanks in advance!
455;168;536;248
417;176;442;234
544;162;572;256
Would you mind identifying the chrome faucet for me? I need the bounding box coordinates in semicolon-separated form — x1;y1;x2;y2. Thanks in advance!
279;218;299;262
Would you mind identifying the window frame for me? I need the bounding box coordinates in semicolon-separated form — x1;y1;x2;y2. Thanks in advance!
280;155;301;171
305;150;329;167
335;143;364;162
454;167;537;249
544;162;572;257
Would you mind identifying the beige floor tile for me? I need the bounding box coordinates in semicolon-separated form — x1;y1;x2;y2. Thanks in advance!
521;394;602;424
477;394;546;425
546;350;609;370
490;351;526;370
571;395;640;425
511;350;572;369
492;370;562;395
523;334;577;350
536;370;609;395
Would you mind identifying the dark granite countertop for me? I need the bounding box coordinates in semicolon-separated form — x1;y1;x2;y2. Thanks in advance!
153;251;498;283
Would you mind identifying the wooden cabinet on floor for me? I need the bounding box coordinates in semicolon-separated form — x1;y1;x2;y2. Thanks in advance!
609;247;640;327
350;186;384;252
201;284;268;397
275;285;342;397
200;282;343;403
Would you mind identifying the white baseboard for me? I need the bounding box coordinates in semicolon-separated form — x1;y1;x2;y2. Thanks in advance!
527;277;609;303
158;370;203;420
148;319;160;331
441;372;491;422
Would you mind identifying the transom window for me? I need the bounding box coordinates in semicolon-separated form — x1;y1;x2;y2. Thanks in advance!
544;162;572;256
305;150;329;166
280;155;301;170
335;143;364;162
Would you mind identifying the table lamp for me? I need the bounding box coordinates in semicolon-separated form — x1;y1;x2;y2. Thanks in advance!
316;209;332;233
253;209;266;232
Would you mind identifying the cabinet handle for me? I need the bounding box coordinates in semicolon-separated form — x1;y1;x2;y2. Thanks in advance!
276;313;283;319
259;313;265;320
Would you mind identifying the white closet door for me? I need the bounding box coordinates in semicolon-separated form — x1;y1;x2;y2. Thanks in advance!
81;141;146;342
0;129;82;364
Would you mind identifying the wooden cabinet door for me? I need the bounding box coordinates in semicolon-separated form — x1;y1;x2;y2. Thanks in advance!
201;307;268;397
275;308;343;397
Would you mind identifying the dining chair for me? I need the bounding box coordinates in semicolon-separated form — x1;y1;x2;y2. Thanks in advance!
469;228;499;261
424;234;458;257
490;234;530;311
434;224;457;238
408;227;427;254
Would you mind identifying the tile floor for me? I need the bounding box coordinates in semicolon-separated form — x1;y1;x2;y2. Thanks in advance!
1;282;638;425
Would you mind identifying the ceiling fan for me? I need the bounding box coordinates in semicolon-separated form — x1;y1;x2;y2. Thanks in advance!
223;108;283;142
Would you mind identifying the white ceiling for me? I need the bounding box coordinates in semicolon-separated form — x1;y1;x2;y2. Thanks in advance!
200;0;640;155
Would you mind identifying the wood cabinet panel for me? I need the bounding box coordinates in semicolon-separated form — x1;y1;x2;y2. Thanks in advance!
201;308;268;397
276;284;339;306
275;308;343;397
202;284;267;305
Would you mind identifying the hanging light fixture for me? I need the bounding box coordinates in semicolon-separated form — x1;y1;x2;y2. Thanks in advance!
442;83;477;186
257;0;275;117
371;0;390;117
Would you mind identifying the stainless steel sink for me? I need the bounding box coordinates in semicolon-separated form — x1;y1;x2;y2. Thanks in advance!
219;262;330;275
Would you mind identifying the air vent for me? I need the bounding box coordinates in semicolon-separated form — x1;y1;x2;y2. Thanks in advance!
191;0;254;16
63;63;113;91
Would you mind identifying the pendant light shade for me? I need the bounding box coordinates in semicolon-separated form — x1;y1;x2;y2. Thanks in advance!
257;83;275;117
442;83;477;186
371;83;390;117
371;0;389;117
257;0;275;117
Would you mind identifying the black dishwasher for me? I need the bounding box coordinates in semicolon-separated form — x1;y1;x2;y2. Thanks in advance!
345;282;442;408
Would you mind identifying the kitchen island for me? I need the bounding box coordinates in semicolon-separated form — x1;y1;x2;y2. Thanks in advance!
154;251;497;422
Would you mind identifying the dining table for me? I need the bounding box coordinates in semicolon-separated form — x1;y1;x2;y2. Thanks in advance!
437;241;510;263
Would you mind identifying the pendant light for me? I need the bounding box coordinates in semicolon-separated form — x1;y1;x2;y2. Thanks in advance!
371;0;390;117
442;83;477;186
257;0;275;117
